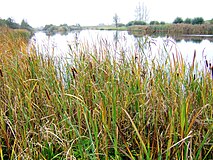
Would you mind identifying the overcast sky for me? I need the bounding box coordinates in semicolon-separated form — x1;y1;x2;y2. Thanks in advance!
0;0;212;27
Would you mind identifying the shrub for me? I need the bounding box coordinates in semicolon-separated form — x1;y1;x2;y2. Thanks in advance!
150;21;160;25
160;21;166;25
117;23;125;27
184;18;192;24
192;17;204;25
0;19;7;27
133;20;147;25
126;21;135;26
126;21;146;26
173;17;183;24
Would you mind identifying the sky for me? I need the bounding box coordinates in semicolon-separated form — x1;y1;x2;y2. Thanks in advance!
0;0;212;27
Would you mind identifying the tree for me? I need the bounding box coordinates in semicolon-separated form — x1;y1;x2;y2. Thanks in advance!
6;17;20;29
21;19;33;31
126;20;146;26
135;2;149;22
160;21;166;25
150;21;159;25
126;21;135;26
134;21;146;25
173;17;183;24
113;13;119;28
192;17;204;25
184;18;192;24
0;18;7;27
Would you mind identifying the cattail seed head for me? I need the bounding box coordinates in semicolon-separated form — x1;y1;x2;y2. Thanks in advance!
205;60;208;68
0;68;3;77
45;89;51;101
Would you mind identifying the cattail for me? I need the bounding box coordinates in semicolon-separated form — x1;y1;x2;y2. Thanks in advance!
45;89;51;101
92;74;96;82
192;50;196;69
193;74;196;80
0;68;3;77
71;67;78;79
205;60;208;68
89;61;93;70
72;67;77;74
210;66;213;79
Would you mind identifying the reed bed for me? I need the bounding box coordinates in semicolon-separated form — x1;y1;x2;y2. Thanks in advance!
0;28;212;159
128;24;213;36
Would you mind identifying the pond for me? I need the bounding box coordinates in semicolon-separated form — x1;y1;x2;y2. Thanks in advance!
31;30;213;66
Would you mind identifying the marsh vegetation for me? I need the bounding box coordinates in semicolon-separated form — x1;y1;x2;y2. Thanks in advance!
0;27;213;159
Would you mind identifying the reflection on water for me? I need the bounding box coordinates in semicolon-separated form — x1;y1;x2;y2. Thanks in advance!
31;30;213;66
171;35;213;43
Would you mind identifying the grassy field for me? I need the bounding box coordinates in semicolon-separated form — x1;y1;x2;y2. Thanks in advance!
128;24;213;37
0;27;212;159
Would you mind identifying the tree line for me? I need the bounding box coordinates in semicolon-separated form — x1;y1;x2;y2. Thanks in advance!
113;16;212;28
0;17;82;36
113;1;213;27
0;18;34;32
42;24;82;35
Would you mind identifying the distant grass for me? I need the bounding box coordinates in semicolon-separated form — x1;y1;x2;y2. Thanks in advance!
85;25;127;31
128;24;213;36
0;27;212;159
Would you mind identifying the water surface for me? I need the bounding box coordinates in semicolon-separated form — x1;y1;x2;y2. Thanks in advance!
31;30;213;65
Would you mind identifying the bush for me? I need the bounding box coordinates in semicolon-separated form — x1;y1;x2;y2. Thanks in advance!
210;18;213;24
133;21;146;25
126;21;146;26
0;19;7;27
192;17;204;25
160;21;166;25
4;18;20;29
150;21;160;25
117;23;125;27
20;20;34;32
126;21;135;26
173;17;183;24
184;18;192;24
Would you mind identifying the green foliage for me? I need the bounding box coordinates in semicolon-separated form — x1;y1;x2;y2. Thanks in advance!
5;18;20;29
117;23;125;27
173;17;183;24
126;21;135;26
184;18;192;24
0;19;7;27
43;24;54;31
160;21;166;25
150;21;160;25
0;18;33;33
43;24;82;35
20;19;34;32
126;20;146;26
0;27;212;159
192;17;204;25
134;20;146;25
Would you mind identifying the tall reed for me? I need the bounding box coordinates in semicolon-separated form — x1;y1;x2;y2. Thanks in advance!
0;28;212;159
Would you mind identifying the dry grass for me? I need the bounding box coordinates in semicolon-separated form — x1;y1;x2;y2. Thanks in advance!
0;27;212;159
128;24;213;36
